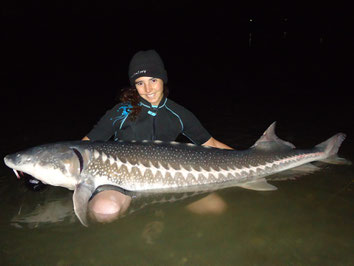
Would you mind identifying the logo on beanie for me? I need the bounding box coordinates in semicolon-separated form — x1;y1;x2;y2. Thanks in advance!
130;70;147;79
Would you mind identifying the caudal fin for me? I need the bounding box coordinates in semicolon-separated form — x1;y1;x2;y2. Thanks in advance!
315;133;346;156
315;133;350;165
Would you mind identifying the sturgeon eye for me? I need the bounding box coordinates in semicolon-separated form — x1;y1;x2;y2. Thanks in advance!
72;148;83;173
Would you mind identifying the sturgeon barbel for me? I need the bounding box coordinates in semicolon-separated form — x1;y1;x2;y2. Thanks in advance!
4;122;348;226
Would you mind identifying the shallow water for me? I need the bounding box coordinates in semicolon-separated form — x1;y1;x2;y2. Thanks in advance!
0;104;353;265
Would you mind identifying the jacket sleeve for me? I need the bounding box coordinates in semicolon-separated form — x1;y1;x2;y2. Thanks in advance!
86;104;120;141
179;107;212;145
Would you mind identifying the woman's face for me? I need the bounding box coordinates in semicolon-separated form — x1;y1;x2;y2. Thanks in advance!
135;76;164;106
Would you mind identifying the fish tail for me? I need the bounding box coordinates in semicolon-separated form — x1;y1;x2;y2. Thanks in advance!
315;133;350;165
315;133;346;156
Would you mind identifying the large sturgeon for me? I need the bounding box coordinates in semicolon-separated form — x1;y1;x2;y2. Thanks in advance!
4;122;348;226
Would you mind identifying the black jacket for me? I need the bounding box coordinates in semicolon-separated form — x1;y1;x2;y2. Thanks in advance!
87;96;211;145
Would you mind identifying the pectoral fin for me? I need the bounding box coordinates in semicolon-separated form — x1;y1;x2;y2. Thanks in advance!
73;182;94;227
237;178;278;191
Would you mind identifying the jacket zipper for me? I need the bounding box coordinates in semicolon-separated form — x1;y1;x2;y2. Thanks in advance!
151;107;158;140
152;116;156;140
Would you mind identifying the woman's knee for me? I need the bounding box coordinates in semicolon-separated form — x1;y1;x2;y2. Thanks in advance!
88;190;131;223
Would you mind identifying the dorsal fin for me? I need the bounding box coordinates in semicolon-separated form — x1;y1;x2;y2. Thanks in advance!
252;122;295;150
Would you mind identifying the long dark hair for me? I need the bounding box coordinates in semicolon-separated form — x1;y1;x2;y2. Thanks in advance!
118;86;169;121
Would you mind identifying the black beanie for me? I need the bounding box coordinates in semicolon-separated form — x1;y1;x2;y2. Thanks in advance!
128;50;168;85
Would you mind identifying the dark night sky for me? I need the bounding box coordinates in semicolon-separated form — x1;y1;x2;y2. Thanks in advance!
1;2;353;144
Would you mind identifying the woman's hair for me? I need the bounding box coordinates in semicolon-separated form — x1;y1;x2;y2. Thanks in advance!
118;86;169;121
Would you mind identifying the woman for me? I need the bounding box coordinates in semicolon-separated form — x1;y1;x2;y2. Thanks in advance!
83;50;232;222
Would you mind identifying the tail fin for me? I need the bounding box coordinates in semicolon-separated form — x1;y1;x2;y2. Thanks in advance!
315;133;350;165
315;133;346;156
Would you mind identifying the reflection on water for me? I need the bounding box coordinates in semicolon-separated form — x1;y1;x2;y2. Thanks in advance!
8;182;216;228
0;109;353;265
10;188;76;228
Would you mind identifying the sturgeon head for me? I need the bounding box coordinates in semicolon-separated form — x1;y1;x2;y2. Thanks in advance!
3;142;85;190
4;141;105;226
